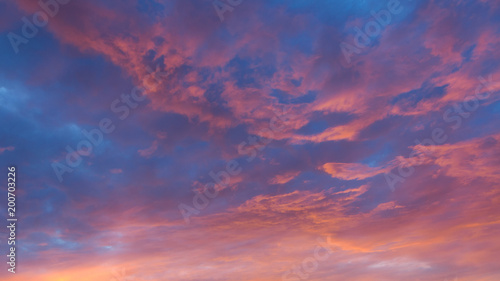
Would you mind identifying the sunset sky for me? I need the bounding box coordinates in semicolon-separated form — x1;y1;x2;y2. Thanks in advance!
1;0;500;280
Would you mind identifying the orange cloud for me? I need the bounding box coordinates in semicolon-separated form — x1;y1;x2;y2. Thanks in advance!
321;162;392;181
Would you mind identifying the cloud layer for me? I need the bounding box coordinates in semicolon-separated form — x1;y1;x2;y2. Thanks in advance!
1;0;499;280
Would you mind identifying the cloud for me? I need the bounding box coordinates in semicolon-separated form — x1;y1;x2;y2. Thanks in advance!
2;0;500;280
0;146;14;154
321;162;392;181
138;140;158;158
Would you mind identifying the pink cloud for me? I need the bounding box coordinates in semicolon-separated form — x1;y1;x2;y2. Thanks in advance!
0;146;14;154
138;140;158;158
321;162;392;181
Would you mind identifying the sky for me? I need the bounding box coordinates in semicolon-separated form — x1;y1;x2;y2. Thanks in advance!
0;0;500;280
